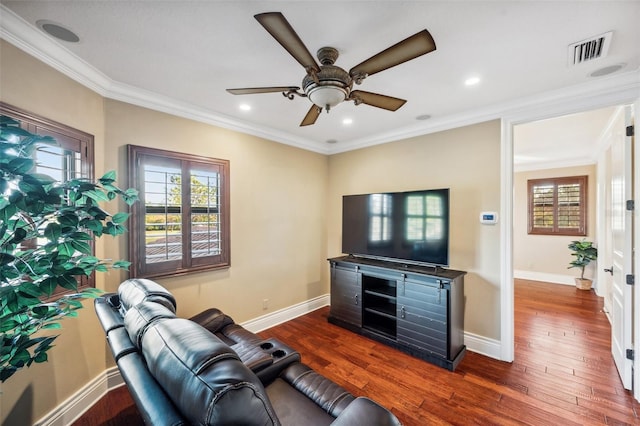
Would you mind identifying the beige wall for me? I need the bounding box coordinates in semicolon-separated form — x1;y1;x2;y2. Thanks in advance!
103;100;329;320
1;39;502;423
327;120;502;339
513;165;597;281
1;40;111;425
0;41;328;424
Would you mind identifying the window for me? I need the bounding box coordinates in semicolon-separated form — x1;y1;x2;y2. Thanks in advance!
128;145;230;278
0;102;95;296
528;175;587;236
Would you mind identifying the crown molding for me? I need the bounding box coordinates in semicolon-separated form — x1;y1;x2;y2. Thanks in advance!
513;157;596;173
329;69;640;154
0;5;112;95
0;5;330;155
2;4;638;157
106;80;329;154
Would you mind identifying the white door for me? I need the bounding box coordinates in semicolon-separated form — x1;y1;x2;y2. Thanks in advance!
610;105;633;390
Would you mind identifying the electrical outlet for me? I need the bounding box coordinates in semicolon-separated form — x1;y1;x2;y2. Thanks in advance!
262;299;269;310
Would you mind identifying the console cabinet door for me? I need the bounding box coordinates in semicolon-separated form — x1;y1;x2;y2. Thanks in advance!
330;264;362;327
396;279;448;358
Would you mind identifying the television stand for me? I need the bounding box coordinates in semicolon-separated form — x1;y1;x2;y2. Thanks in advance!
328;256;466;371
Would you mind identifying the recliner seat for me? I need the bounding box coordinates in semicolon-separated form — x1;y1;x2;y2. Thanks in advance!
94;278;402;425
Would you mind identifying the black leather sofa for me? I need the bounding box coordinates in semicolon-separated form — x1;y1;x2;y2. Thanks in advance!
94;278;401;425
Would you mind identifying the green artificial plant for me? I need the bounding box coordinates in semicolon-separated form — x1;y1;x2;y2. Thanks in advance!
0;115;138;382
568;239;598;280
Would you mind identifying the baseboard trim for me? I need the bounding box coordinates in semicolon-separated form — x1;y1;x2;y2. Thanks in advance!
514;270;575;286
34;296;330;424
241;294;330;333
464;332;502;360
35;366;123;426
39;294;502;424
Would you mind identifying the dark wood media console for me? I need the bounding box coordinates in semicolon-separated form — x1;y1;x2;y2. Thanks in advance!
328;256;466;371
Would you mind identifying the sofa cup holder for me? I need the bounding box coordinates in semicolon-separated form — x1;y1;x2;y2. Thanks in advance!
272;349;286;358
259;338;296;362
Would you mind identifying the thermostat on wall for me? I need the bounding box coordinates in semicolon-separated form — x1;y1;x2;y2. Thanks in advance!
480;212;498;224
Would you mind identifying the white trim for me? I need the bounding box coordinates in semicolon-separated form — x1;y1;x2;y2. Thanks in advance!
633;97;640;402
241;294;330;333
34;367;123;426
513;270;576;286
513;157;596;173
1;4;638;157
500;118;515;362
33;295;329;425
34;294;502;425
465;332;502;360
501;77;640;379
0;5;111;96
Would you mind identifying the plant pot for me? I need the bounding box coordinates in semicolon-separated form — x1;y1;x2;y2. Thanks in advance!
575;278;592;290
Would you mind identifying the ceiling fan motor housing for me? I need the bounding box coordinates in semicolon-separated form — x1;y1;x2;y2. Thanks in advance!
303;64;353;110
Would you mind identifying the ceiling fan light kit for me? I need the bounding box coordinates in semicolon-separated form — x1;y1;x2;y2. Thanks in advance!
227;12;436;126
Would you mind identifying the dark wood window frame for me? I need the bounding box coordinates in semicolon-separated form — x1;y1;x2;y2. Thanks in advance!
0;102;95;298
527;175;588;236
128;145;230;278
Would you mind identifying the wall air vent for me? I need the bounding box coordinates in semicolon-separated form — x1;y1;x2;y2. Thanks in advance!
568;31;613;66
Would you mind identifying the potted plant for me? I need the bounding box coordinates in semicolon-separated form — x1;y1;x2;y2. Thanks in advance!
568;239;598;290
0;115;138;382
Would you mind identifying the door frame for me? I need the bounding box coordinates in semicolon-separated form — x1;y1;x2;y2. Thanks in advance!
633;98;639;399
499;84;639;401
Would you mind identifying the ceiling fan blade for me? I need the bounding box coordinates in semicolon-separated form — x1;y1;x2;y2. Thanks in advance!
351;90;406;111
226;86;300;95
349;30;436;80
300;105;322;126
255;12;321;73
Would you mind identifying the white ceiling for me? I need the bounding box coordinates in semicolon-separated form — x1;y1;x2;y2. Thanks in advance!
514;105;619;171
1;1;639;161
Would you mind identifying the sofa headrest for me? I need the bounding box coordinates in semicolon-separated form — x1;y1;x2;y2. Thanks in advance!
141;318;279;425
118;278;177;313
124;301;176;349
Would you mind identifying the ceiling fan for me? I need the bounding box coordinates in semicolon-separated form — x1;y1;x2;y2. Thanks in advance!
227;12;437;126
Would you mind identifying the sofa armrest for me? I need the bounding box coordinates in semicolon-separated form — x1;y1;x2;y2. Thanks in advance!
280;362;354;417
94;295;124;334
331;397;401;426
189;307;235;334
106;327;137;362
117;352;186;426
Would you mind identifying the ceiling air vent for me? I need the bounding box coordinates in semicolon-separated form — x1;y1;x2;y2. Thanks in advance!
568;31;613;66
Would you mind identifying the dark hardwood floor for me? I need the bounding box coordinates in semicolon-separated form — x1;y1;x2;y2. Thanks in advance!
73;279;639;425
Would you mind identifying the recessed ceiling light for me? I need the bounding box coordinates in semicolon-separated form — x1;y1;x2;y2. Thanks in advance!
464;76;481;86
239;104;251;111
342;118;353;125
326;139;338;144
589;64;625;77
36;20;80;43
416;114;432;121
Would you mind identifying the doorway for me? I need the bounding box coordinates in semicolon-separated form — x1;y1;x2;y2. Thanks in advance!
503;101;638;400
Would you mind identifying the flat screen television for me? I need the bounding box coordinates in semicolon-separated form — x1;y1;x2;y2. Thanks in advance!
342;188;450;267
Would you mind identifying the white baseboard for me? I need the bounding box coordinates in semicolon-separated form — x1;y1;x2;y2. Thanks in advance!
35;366;123;426
241;294;330;333
514;270;575;286
34;295;329;424
464;331;502;360
39;293;503;424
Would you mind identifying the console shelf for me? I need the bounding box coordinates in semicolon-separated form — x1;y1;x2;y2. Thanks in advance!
328;256;466;371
